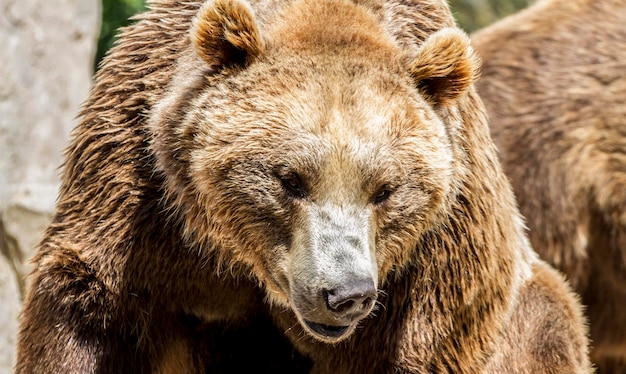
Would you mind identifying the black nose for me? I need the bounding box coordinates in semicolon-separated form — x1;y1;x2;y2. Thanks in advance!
323;278;377;316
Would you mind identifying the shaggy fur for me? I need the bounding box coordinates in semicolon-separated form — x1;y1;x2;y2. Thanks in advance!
473;0;626;371
17;0;590;372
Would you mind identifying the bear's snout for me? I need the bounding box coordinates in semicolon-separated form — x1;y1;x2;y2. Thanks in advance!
286;203;379;342
296;275;378;343
322;278;377;317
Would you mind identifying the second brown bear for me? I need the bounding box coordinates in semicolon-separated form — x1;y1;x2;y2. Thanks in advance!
473;0;626;372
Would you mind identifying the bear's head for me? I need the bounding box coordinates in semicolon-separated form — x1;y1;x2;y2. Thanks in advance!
150;0;479;343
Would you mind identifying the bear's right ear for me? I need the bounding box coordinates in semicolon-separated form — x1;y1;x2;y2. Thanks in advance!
409;28;480;107
191;0;264;71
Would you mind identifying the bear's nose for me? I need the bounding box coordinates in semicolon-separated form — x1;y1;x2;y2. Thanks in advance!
323;278;377;316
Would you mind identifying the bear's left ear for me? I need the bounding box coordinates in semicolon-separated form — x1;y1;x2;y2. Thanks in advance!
410;28;481;106
191;0;264;71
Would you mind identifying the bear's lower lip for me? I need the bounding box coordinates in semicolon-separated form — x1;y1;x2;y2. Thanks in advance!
304;320;350;338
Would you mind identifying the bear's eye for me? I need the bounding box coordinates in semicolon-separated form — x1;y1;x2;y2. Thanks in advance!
372;186;393;205
280;173;307;199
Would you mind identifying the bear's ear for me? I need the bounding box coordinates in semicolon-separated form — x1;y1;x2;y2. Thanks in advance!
409;28;480;106
191;0;264;71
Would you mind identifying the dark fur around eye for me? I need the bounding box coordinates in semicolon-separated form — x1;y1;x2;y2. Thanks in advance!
372;186;393;205
280;172;308;199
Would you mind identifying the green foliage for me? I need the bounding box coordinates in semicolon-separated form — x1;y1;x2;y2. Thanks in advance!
96;0;146;70
449;0;534;32
95;0;533;69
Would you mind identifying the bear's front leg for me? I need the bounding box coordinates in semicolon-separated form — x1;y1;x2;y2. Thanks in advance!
16;246;179;373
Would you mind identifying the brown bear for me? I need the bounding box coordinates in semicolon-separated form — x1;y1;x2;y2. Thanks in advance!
16;0;591;373
472;0;626;371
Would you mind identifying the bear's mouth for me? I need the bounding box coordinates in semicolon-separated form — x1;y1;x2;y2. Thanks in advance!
304;320;350;339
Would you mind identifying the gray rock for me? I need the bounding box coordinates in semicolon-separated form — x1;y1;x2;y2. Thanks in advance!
0;0;101;371
0;249;20;374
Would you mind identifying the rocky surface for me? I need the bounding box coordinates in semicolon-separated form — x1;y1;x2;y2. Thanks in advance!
0;0;100;371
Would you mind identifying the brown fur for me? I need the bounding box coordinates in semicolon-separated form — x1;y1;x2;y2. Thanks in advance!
17;0;590;372
410;29;481;106
486;262;591;373
472;0;626;371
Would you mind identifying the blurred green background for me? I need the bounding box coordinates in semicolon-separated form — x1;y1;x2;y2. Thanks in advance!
96;0;147;69
449;0;533;32
96;0;534;69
